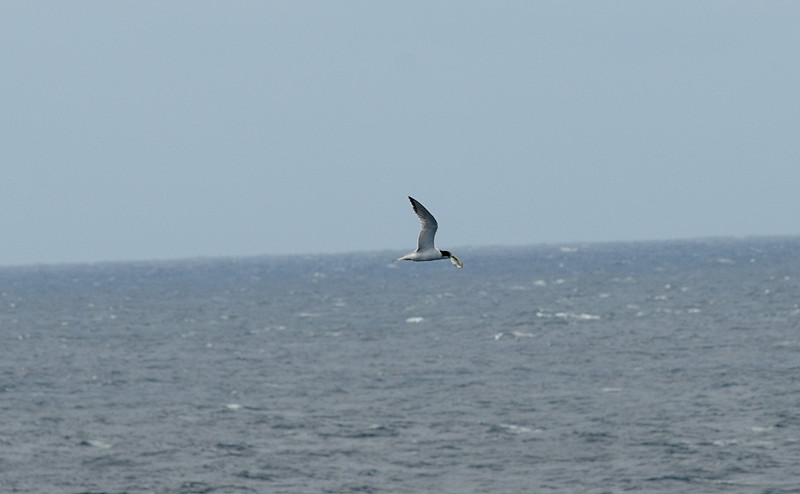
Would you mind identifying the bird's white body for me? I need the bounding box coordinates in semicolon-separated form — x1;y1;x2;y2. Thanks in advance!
397;248;446;262
397;196;463;268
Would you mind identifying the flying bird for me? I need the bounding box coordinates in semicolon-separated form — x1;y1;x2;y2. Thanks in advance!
397;196;463;268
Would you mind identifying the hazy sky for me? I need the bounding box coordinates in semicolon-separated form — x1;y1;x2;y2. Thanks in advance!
2;2;799;266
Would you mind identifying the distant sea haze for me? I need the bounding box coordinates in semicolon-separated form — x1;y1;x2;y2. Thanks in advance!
2;237;799;493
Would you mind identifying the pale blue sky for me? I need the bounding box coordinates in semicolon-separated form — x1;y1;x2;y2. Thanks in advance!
2;2;799;266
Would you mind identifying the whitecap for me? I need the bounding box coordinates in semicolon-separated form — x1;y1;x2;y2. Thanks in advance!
225;403;242;411
405;317;424;324
497;423;541;434
555;312;600;320
86;439;112;449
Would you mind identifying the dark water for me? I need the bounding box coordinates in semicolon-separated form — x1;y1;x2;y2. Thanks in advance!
2;238;799;493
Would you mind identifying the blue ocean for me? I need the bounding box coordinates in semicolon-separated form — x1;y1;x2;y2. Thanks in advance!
2;237;799;493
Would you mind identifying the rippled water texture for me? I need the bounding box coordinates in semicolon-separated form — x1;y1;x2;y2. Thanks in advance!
2;238;799;493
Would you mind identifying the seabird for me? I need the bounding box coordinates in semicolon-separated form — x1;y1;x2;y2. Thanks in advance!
397;196;463;268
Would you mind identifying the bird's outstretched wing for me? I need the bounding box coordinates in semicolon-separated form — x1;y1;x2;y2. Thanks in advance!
408;196;438;251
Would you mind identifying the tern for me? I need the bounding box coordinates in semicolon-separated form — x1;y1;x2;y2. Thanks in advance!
397;196;464;268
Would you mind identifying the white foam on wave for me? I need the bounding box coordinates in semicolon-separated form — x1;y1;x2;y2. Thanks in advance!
405;316;424;324
555;312;600;320
225;403;242;411
497;423;542;434
534;311;599;320
86;439;112;449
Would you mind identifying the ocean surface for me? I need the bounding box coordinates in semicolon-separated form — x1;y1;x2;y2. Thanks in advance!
2;237;799;494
